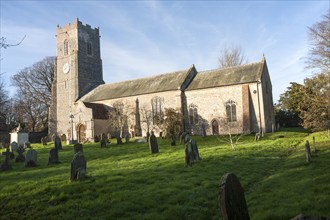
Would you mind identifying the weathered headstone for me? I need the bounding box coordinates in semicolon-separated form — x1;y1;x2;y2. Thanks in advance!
71;151;87;181
170;135;176;146
24;141;31;149
48;148;60;165
149;131;159;154
10;141;18;152
255;132;260;141
15;145;25;163
100;133;107;148
125;131;130;143
61;134;67;142
219;173;250;220
55;134;62;150
305;140;312;163
0;148;13;171
74;143;83;154
202;124;207;137
180;132;187;144
146;131;150;142
191;140;202;161
312;136;316;152
25;148;37;167
184;134;194;166
116;135;122;145
94;135;100;142
41;136;48;146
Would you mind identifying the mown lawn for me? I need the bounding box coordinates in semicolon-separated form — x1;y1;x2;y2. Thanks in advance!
0;128;329;220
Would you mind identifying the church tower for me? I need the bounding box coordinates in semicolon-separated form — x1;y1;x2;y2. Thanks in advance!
49;19;104;136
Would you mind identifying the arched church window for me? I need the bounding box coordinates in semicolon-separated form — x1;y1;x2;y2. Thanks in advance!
226;100;237;122
151;96;164;125
64;40;69;56
87;42;92;55
189;104;198;125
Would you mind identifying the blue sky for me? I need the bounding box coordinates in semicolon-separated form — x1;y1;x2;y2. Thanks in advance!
1;1;328;102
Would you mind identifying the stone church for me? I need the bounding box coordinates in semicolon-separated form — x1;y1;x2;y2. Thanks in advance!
49;19;275;143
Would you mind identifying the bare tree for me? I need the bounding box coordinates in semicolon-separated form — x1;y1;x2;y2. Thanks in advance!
11;57;55;132
306;10;330;74
218;45;247;69
0;35;26;49
140;104;153;134
0;74;11;130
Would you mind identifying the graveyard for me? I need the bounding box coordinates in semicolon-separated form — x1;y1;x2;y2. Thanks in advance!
0;128;329;219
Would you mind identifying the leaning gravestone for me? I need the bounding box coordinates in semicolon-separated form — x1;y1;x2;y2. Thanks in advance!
24;141;31;149
15;145;25;163
219;173;250;220
0;148;13;171
149;131;159;154
100;133;107;148
55;134;62;150
48;148;60;165
25;148;37;167
305;140;312;163
184;134;194;166
71;151;87;181
74;143;83;154
10;141;18;152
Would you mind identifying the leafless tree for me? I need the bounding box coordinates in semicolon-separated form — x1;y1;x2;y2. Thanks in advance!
140;104;153;134
0;35;26;49
11;57;55;132
306;10;330;74
0;74;11;129
218;45;248;69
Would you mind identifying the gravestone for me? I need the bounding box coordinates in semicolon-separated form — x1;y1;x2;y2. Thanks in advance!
149;131;159;154
24;141;31;149
312;136;316;152
48;148;60;165
191;140;202;161
15;145;25;163
74;143;83;154
146;131;150;142
54;134;62;150
180;132;187;144
25;148;37;167
61;134;67;142
305;140;312;163
94;135;100;142
0;148;13;171
219;173;250;220
291;214;330;220
41;136;48;146
125;131;130;143
159;132;163;139
100;133;106;148
170;135;176;146
255;132;260;141
116;135;122;145
10;141;18;152
71;151;87;181
202;124;207;137
184;134;194;166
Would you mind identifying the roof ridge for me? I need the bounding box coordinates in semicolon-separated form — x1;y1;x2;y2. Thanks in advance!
198;61;262;74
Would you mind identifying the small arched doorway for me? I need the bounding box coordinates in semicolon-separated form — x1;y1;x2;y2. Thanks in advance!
77;124;86;143
211;119;219;135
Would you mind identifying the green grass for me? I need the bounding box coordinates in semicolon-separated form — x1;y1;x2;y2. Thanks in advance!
0;128;329;220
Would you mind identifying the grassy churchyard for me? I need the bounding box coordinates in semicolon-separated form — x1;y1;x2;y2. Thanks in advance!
0;128;329;219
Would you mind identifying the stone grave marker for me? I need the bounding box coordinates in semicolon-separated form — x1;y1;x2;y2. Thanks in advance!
159;132;163;139
74;143;83;154
61;134;67;142
125;131;130;143
71;151;87;181
41;136;48;146
48;148;60;165
191;139;202;161
312;136;316;152
180;132;187;144
149;131;159;154
184;134;194;166
55;134;62;150
94;135;100;142
202;124;207;137
219;173;250;220
0;148;13;171
305;140;312;163
24;141;31;149
10;141;18;152
290;214;330;220
25;148;37;167
100;133;107;148
146;131;150;142
15;145;25;163
255;132;260;141
116;135;122;145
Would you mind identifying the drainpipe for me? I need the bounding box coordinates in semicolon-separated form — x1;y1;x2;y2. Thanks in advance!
256;80;262;134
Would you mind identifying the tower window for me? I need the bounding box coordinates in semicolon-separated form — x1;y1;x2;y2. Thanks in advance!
87;42;92;55
226;100;237;122
64;40;69;56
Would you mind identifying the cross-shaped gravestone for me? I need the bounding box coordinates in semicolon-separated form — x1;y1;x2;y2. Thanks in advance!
219;173;250;220
15;146;25;163
1;148;13;171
